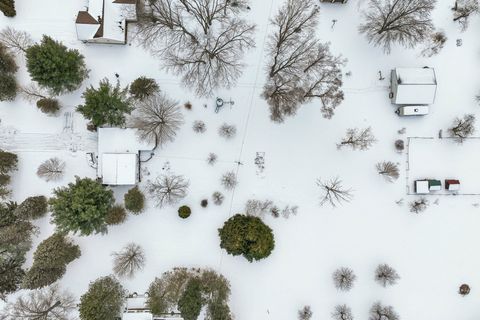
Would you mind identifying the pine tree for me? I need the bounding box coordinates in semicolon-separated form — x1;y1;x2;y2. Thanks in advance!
124;186;145;214
79;276;126;320
0;73;16;101
14;195;48;220
0;44;17;74
0;0;16;17
129;76;159;101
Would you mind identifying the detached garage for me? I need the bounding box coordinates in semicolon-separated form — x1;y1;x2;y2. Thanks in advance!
390;67;437;105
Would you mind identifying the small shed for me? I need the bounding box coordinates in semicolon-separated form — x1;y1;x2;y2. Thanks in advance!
445;179;460;191
390;67;437;105
428;179;442;191
97;128;155;186
415;180;430;194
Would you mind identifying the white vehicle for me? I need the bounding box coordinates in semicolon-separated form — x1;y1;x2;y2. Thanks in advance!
396;106;429;116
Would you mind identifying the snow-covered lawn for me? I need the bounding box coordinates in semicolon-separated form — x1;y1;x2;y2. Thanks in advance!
1;0;480;319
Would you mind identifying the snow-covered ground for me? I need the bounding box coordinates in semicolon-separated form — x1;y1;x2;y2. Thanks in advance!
1;0;480;319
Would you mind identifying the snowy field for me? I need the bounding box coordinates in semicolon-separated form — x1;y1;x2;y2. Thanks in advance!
408;137;480;195
2;0;480;320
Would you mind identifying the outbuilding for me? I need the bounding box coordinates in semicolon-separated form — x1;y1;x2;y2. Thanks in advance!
97;128;155;186
445;179;460;191
390;67;437;105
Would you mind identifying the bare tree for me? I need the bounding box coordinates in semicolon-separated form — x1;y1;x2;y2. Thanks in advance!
221;171;238;190
298;305;313;320
146;174;189;207
0;27;33;53
376;161;400;182
332;304;354;320
333;267;356;291
135;0;255;97
453;0;479;31
338;127;376;150
317;177;353;207
36;157;66;182
207;153;218;165
0;284;76;320
409;197;429;213
263;0;345;123
192;120;206;133
359;0;436;54
130;93;184;146
112;243;146;279
20;83;50;103
369;302;399;320
212;191;225;205
218;123;237;139
375;264;400;287
420;31;447;57
448;114;475;143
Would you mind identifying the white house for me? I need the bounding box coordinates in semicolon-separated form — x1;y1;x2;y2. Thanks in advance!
390;67;437;105
122;294;183;320
75;0;137;44
97;128;154;185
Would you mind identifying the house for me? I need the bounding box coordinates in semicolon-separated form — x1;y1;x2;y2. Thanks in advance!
97;128;154;185
415;179;441;194
122;294;183;320
390;67;437;105
75;0;137;44
445;179;460;191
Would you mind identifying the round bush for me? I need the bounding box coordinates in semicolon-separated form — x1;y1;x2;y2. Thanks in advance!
0;73;17;101
129;76;159;101
15;195;48;220
218;214;275;262
36;98;60;114
200;199;208;208
105;205;127;225
178;205;191;219
124;186;145;214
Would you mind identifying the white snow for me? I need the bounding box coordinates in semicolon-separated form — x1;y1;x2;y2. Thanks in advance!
1;0;480;320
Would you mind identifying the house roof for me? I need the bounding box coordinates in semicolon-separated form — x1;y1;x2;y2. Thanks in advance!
102;153;137;185
76;11;98;24
396;68;436;85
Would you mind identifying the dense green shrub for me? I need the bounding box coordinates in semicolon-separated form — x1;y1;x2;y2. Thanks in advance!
26;36;88;95
0;0;16;17
124;186;145;214
77;78;132;128
105;204;127;225
15;195;48;220
0;150;17;199
129;76;159;101
36;98;60;114
178;205;191;219
22;233;80;289
218;214;275;262
0;73;16;101
49;177;114;235
79;276;125;320
0;44;17;74
178;278;203;320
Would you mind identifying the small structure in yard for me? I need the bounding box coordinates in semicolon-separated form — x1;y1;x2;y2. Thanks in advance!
390;67;437;105
396;106;429;116
445;179;460;191
75;0;137;44
415;179;441;194
123;293;183;320
97;128;155;186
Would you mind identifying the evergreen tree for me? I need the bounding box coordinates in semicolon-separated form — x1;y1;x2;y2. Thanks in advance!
0;0;16;17
0;150;17;199
105;204;127;225
129;76;159;101
26;35;88;95
22;233;81;289
178;278;203;320
15;195;48;220
218;214;275;262
0;73;16;101
77;78;133;128
124;186;145;214
49;177;115;235
0;44;17;74
79;276;125;320
36;98;61;114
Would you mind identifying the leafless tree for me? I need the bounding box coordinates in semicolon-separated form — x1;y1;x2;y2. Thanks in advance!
337;127;377;151
448;114;475;143
20;83;50;103
112;243;146;279
263;0;345;123
420;31;447;57
135;0;255;97
375;264;400;287
212;191;225;205
0;27;33;53
146;174;189;207
207;152;218;165
359;0;436;54
245;199;274;218
218;123;237;139
130;93;184;146
221;171;238;190
376;161;400;182
409;197;429;213
298;305;313;320
192;120;206;133
369;302;399;320
36;157;66;182
452;0;479;31
0;283;76;320
333;267;356;291
317;177;353;207
332;304;354;320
